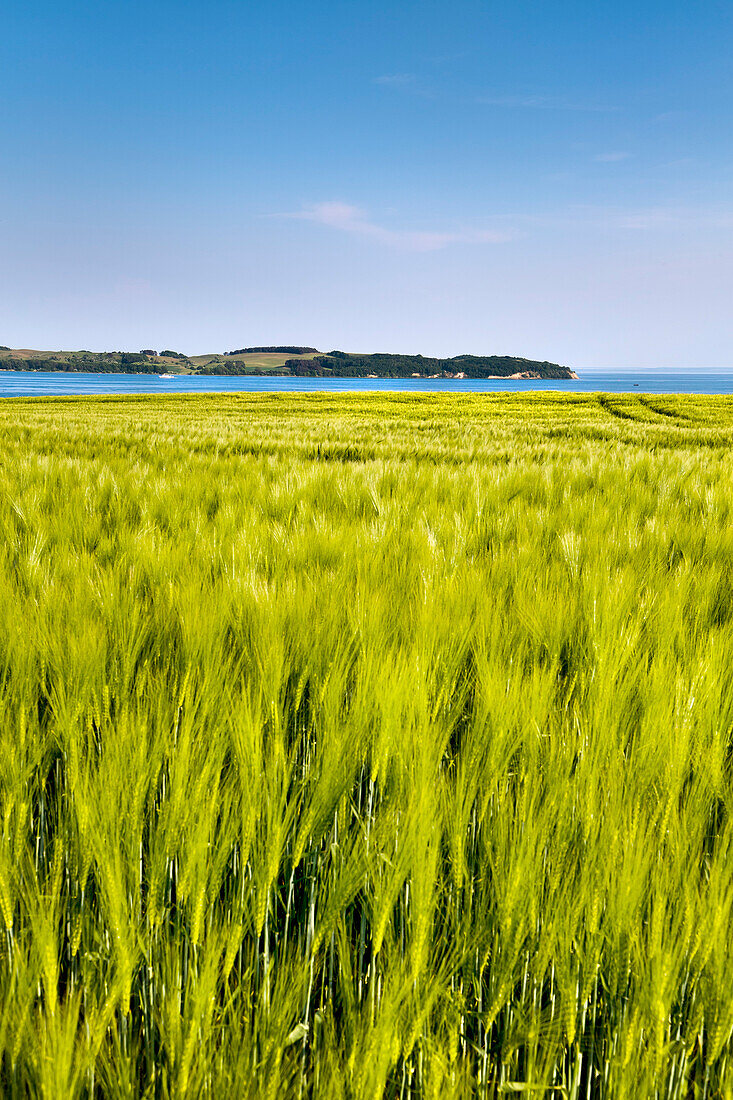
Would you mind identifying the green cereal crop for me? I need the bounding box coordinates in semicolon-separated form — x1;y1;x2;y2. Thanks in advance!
0;391;732;1096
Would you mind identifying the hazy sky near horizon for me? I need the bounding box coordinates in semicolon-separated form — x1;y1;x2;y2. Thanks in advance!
2;0;732;367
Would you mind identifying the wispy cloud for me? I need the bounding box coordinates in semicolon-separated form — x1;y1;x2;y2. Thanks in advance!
594;151;631;162
653;110;694;123
477;94;616;112
372;73;436;99
616;210;680;230
374;73;416;87
655;157;697;169
375;80;616;113
608;206;733;231
278;202;515;251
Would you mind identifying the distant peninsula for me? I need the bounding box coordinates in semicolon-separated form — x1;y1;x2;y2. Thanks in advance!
0;346;578;379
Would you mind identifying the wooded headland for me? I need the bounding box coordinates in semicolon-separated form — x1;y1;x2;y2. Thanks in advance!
0;346;578;378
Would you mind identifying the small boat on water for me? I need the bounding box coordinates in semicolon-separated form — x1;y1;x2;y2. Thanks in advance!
159;373;175;379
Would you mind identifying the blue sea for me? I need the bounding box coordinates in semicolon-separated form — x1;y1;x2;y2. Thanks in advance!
1;368;733;398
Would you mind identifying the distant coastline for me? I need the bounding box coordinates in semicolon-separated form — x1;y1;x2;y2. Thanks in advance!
0;346;578;380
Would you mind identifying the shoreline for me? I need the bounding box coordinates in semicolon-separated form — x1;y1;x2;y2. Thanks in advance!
0;368;580;381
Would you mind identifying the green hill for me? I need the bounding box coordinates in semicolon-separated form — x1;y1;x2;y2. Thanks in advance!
0;347;577;379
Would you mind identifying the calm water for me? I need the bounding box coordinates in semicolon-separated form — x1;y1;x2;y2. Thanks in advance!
2;369;733;398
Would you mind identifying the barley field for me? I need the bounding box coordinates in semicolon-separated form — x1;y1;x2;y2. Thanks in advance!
1;392;733;1097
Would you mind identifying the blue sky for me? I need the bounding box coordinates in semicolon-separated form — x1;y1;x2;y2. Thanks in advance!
2;0;732;366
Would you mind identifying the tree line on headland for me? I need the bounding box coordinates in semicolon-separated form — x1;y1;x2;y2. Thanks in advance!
0;352;162;373
0;347;577;379
225;346;319;355
200;350;576;378
288;352;576;379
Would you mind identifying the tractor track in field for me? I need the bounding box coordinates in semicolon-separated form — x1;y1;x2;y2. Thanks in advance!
636;396;698;423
